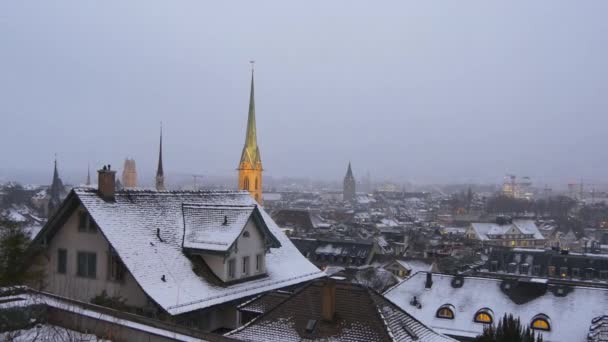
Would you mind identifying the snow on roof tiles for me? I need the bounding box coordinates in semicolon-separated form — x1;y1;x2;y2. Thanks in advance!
385;272;608;342
182;203;255;251
73;188;324;315
471;220;544;241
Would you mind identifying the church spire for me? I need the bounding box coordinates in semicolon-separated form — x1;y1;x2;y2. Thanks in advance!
238;62;263;204
346;161;353;178
343;161;356;203
156;123;166;191
48;155;64;216
86;163;91;186
240;62;261;167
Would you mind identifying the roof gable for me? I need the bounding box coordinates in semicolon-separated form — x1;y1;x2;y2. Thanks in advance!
33;188;322;315
182;203;281;253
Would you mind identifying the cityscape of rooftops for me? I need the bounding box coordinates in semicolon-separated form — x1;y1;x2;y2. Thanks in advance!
1;1;607;341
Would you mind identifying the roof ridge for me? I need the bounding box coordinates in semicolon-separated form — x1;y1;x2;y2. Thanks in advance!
74;187;250;195
182;203;256;208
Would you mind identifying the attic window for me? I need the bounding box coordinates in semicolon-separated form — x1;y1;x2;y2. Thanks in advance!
531;314;551;331
474;308;493;324
243;231;250;238
436;304;455;319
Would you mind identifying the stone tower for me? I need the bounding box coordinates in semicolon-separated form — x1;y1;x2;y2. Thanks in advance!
238;65;263;204
48;157;64;216
343;162;356;202
155;124;165;191
122;158;137;188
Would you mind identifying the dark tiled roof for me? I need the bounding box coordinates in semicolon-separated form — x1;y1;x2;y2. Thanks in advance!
238;291;291;314
227;279;454;342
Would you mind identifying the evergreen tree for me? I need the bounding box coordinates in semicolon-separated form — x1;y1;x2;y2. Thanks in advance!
0;220;41;286
474;314;543;342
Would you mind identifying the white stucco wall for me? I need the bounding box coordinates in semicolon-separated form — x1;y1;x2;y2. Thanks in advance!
201;217;267;282
37;205;149;308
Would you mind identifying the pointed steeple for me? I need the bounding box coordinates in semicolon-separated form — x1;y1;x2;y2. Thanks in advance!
240;64;261;167
156;123;166;191
346;162;354;179
343;161;356;202
238;62;263;204
52;157;60;185
86;163;91;186
48;155;64;216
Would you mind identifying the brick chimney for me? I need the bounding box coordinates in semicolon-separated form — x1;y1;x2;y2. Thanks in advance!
321;279;336;322
98;164;116;201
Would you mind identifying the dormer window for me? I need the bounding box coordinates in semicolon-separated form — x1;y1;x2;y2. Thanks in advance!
436;304;455;319
474;308;493;324
181;204;280;283
531;314;551;331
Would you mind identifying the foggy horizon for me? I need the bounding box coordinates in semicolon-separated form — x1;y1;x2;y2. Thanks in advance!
2;1;607;186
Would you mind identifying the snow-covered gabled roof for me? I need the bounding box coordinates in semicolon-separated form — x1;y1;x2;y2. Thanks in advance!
471;220;544;241
384;272;608;341
182;203;280;253
35;188;323;316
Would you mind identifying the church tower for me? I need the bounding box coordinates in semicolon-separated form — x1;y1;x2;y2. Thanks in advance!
238;64;263;204
122;158;137;188
155;124;166;191
48;157;65;216
343;162;356;202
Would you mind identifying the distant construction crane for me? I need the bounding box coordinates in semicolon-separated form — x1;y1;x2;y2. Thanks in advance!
192;174;205;190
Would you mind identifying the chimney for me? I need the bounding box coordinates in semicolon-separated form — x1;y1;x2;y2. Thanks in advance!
321;279;336;322
425;272;433;289
98;165;116;201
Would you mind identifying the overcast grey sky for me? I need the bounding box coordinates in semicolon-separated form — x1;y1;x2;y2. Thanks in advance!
1;1;607;186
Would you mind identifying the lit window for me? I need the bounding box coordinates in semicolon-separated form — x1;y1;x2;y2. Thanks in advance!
243;177;250;190
436;305;455;319
474;308;493;324
531;314;551;331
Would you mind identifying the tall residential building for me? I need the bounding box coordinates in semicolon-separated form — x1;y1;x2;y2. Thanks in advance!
122;158;137;188
155;125;165;191
48;158;64;216
343;162;356;202
238;67;263;204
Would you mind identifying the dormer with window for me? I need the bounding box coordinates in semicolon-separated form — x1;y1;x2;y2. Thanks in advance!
436;304;455;319
182;203;281;284
530;314;551;331
474;308;493;324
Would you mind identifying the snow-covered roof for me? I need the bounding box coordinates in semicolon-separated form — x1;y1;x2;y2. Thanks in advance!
471;220;544;241
385;272;608;341
40;188;324;316
182;203;276;252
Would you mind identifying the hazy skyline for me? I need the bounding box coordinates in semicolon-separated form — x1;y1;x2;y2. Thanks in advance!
1;1;607;186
